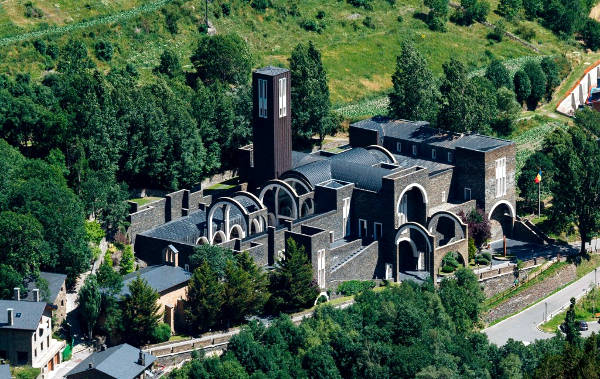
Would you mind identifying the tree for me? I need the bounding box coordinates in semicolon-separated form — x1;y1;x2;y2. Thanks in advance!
388;42;439;124
563;297;580;344
486;59;512;90
120;276;161;346
424;0;449;31
185;261;224;333
513;70;531;105
523;0;541;19
438;59;497;133
455;0;491;25
0;211;48;277
499;353;523;379
189;244;234;276
540;57;560;101
498;0;523;21
190;34;252;86
78;275;101;340
459;208;492;249
222;252;269;327
581;19;600;51
119;245;135;275
438;268;484;333
523;61;547;109
0;264;23;300
267;238;319;314
544;121;600;254
154;49;182;78
494;87;521;135
289;41;337;146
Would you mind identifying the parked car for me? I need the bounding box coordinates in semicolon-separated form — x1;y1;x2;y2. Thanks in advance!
560;321;589;332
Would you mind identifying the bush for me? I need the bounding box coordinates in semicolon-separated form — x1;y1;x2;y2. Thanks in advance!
441;251;461;272
221;3;231;16
337;280;376;296
475;255;490;265
299;18;324;33
94;40;114;62
24;2;43;19
468;237;477;261
33;39;47;55
487;21;506;42
515;23;536;41
316;10;326;19
454;0;490;25
582;19;600;51
46;43;59;60
363;16;376;29
85;220;105;245
251;0;270;11
347;0;373;10
152;323;171;343
482;252;492;261
442;265;455;273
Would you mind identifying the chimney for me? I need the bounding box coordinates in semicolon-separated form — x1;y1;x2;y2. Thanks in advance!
13;287;20;301
32;288;40;302
138;350;145;366
7;308;13;326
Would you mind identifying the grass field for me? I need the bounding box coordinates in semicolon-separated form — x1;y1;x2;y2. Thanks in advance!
0;0;578;105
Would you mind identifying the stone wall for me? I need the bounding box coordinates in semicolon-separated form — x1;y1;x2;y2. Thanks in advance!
328;241;380;285
427;170;454;209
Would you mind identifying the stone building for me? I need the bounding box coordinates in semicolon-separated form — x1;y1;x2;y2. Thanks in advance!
22;272;68;329
65;343;155;379
0;300;65;374
130;66;517;287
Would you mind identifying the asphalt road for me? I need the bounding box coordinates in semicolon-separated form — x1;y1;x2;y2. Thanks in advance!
484;267;600;346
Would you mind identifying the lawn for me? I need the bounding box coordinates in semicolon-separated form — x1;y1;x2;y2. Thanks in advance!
0;0;575;106
540;286;600;333
129;196;162;206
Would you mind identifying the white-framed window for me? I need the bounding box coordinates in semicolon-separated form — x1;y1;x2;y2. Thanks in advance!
441;190;446;203
412;145;417;156
464;187;471;201
374;222;382;240
342;197;351;237
495;157;507;198
358;219;367;237
431;149;436;160
447;151;453;162
317;249;326;288
258;79;267;118
278;77;287;118
396;142;402;153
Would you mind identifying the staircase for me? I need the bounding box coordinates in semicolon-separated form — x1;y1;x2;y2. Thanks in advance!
330;243;371;273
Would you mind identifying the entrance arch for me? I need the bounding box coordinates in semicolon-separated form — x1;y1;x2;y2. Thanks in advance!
397;184;428;226
489;200;515;240
395;223;433;273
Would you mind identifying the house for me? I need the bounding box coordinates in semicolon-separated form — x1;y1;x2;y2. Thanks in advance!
129;66;523;288
0;300;65;374
65;343;155;379
21;272;68;328
120;264;191;332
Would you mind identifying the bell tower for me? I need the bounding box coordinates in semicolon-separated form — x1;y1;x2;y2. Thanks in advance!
251;66;292;188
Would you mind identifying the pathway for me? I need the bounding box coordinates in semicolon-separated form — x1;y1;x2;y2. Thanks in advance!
484;266;600;346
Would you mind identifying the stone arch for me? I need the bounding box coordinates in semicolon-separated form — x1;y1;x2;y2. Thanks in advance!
259;180;299;220
395;223;433;272
284;177;312;195
488;200;515;220
233;191;265;210
300;198;314;218
212;230;226;244
395;223;433;252
229;224;245;240
366;145;397;163
397;183;428;226
250;218;262;234
489;200;515;240
207;198;249;244
428;211;466;247
196;236;209;245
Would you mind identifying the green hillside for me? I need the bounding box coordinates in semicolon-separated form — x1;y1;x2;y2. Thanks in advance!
0;0;576;105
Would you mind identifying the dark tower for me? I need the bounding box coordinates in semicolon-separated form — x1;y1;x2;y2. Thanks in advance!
251;66;292;188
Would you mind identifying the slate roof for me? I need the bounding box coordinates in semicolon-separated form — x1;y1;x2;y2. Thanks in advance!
393;154;454;176
0;300;45;331
119;265;191;297
142;209;206;244
255;66;289;76
287;147;398;192
0;364;10;379
65;343;156;379
23;272;66;304
352;117;513;152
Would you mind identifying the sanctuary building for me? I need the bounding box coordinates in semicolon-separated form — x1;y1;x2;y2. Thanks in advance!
130;66;517;288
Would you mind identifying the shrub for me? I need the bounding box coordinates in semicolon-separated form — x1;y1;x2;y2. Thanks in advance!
299;18;323;33
251;0;270;11
482;252;492;261
24;2;43;19
347;0;373;10
397;14;403;22
514;69;531;105
515;23;536;41
316;10;326;19
33;39;47;55
582;19;600;51
363;16;376;29
85;221;105;245
94;40;114;62
475;254;490;265
468;237;477;261
152;323;171;343
337;280;376;296
219;3;230;16
46;43;59;60
454;0;490;25
487;21;506;42
441;252;461;272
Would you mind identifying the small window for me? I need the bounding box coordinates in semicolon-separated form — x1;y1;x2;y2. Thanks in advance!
431;149;436;160
40;341;43;351
447;151;453;163
258;79;268;118
464;187;471;201
184;264;190;272
39;328;43;337
385;263;393;280
34;349;37;358
278;77;287;117
441;191;446;203
396;142;402;153
412;145;417;156
47;336;49;347
329;231;334;243
374;223;383;240
358;219;368;238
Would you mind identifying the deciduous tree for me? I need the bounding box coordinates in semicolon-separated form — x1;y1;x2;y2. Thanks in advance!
78;274;101;340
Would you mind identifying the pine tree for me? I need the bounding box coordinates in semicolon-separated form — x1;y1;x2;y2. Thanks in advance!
513;70;531;105
78;274;101;340
540;57;560;101
185;261;224;333
119;245;135;275
564;297;580;344
268;238;319;314
388;42;439;123
523;61;547;109
289;41;337;146
120;276;161;346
